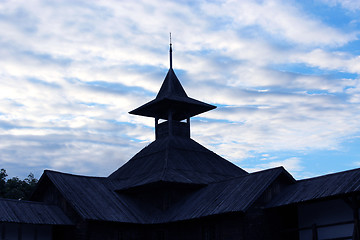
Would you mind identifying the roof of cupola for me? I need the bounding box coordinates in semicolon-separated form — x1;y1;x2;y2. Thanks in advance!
129;44;216;121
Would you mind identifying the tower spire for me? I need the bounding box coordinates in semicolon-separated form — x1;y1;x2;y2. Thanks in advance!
169;32;173;69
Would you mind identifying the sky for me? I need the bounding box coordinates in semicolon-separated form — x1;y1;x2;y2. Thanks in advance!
0;0;360;180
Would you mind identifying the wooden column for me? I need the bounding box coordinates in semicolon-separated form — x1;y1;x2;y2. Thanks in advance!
17;223;22;240
168;110;173;136
155;117;159;139
343;196;360;240
352;198;360;240
1;223;5;240
311;224;318;240
187;117;190;137
34;225;38;240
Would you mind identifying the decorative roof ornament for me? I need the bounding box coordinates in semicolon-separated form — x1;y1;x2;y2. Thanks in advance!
170;32;173;69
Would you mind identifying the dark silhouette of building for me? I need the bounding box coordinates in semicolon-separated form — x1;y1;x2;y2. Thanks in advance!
1;44;360;240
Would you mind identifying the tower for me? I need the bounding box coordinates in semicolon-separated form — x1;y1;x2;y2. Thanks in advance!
109;43;247;193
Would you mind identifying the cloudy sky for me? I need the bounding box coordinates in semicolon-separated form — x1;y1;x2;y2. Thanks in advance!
0;0;360;180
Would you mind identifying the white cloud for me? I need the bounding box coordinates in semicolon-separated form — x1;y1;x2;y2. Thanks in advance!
0;0;359;179
202;0;357;46
245;157;304;173
319;0;360;10
293;49;360;73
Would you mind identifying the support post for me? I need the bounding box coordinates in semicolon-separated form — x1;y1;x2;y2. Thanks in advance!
18;223;22;240
155;117;159;139
343;196;360;240
312;224;318;240
1;223;5;240
187;117;190;137
168;111;173;136
352;197;360;240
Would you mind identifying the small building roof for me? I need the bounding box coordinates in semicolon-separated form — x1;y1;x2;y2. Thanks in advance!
0;198;73;225
268;167;360;208
168;167;294;221
36;171;144;223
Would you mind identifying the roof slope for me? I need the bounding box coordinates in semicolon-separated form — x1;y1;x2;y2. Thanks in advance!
42;171;145;223
0;198;73;225
38;168;288;224
108;135;247;190
166;167;290;222
268;167;360;208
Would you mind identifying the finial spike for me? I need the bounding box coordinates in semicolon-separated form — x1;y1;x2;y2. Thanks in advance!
169;32;173;69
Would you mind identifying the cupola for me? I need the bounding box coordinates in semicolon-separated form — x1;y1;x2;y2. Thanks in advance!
129;42;216;139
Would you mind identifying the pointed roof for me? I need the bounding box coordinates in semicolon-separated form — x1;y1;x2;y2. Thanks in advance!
109;136;247;190
129;45;216;121
156;68;188;99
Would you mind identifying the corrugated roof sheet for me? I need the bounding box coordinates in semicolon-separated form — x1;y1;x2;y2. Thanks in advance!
268;167;360;208
0;198;73;225
39;167;287;224
109;136;247;191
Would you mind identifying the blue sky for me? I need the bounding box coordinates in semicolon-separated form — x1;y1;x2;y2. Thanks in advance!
0;0;360;180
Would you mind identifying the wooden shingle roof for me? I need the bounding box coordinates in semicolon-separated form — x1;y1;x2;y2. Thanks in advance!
39;171;144;223
34;167;289;224
108;135;247;190
268;167;360;208
0;198;73;225
167;167;292;221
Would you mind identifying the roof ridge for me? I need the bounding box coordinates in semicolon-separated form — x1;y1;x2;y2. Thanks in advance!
0;197;59;206
207;166;284;185
110;168;247;184
296;167;360;183
45;170;106;179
